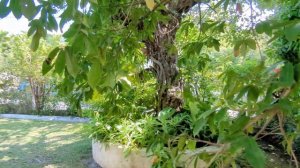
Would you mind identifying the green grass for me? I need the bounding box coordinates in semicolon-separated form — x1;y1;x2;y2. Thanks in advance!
0;118;93;168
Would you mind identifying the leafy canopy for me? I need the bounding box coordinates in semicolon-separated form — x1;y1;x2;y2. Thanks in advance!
1;0;300;168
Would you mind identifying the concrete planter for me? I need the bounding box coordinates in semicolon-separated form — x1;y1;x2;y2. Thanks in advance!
92;141;210;168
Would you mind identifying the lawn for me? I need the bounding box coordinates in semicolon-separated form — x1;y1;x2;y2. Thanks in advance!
0;118;97;168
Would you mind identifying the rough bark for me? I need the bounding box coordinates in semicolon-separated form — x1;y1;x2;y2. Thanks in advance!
28;77;46;112
143;0;197;112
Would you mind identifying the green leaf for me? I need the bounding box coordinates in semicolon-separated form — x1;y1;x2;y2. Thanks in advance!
63;23;80;39
212;39;220;51
223;0;229;11
52;0;64;6
294;63;300;82
255;21;271;35
158;108;175;121
30;32;41;51
0;0;10;18
89;0;98;4
42;47;60;75
214;108;227;122
184;42;203;55
216;21;225;33
48;47;60;60
239;43;247;56
243;138;266;168
226;134;265;168
59;8;72;30
230;116;250;134
84;87;94;100
27;19;42;36
277;99;292;114
201;21;218;33
21;0;38;20
178;135;186;151
48;14;58;31
118;77;132;91
245;39;256;50
233;41;241;57
9;0;22;19
247;85;259;102
193;118;207;136
188;101;199;120
279;62;294;87
235;85;249;101
65;48;80;77
54;50;66;74
87;62;101;89
200;109;215;119
27;26;37;37
101;72;116;88
42;61;52;75
186;140;196;150
183;87;194;101
285;23;300;41
80;0;88;9
84;38;97;55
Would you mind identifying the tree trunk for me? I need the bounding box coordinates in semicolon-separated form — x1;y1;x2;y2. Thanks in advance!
144;22;182;112
143;0;196;112
28;77;46;112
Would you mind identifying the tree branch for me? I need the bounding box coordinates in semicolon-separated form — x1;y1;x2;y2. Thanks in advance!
278;112;299;168
254;111;276;139
243;107;279;131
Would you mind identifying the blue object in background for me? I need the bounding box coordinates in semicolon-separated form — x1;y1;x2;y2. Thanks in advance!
18;81;29;91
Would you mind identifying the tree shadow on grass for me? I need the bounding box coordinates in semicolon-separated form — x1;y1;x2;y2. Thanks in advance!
0;118;100;168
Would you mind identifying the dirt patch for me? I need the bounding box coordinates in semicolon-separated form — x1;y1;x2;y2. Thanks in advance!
30;156;53;165
259;141;295;168
81;154;101;168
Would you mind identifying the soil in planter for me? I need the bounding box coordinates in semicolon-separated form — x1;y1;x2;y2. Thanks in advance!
260;141;295;168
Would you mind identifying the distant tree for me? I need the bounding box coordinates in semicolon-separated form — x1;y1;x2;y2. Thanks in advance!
0;33;62;112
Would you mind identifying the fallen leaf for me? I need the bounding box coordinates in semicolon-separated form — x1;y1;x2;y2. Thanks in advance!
145;0;156;11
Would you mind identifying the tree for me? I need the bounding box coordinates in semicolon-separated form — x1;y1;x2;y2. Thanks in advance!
0;0;209;112
0;0;298;112
1;0;300;167
0;33;61;112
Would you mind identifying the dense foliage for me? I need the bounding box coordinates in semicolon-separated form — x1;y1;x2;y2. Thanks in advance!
0;33;76;115
1;0;300;167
